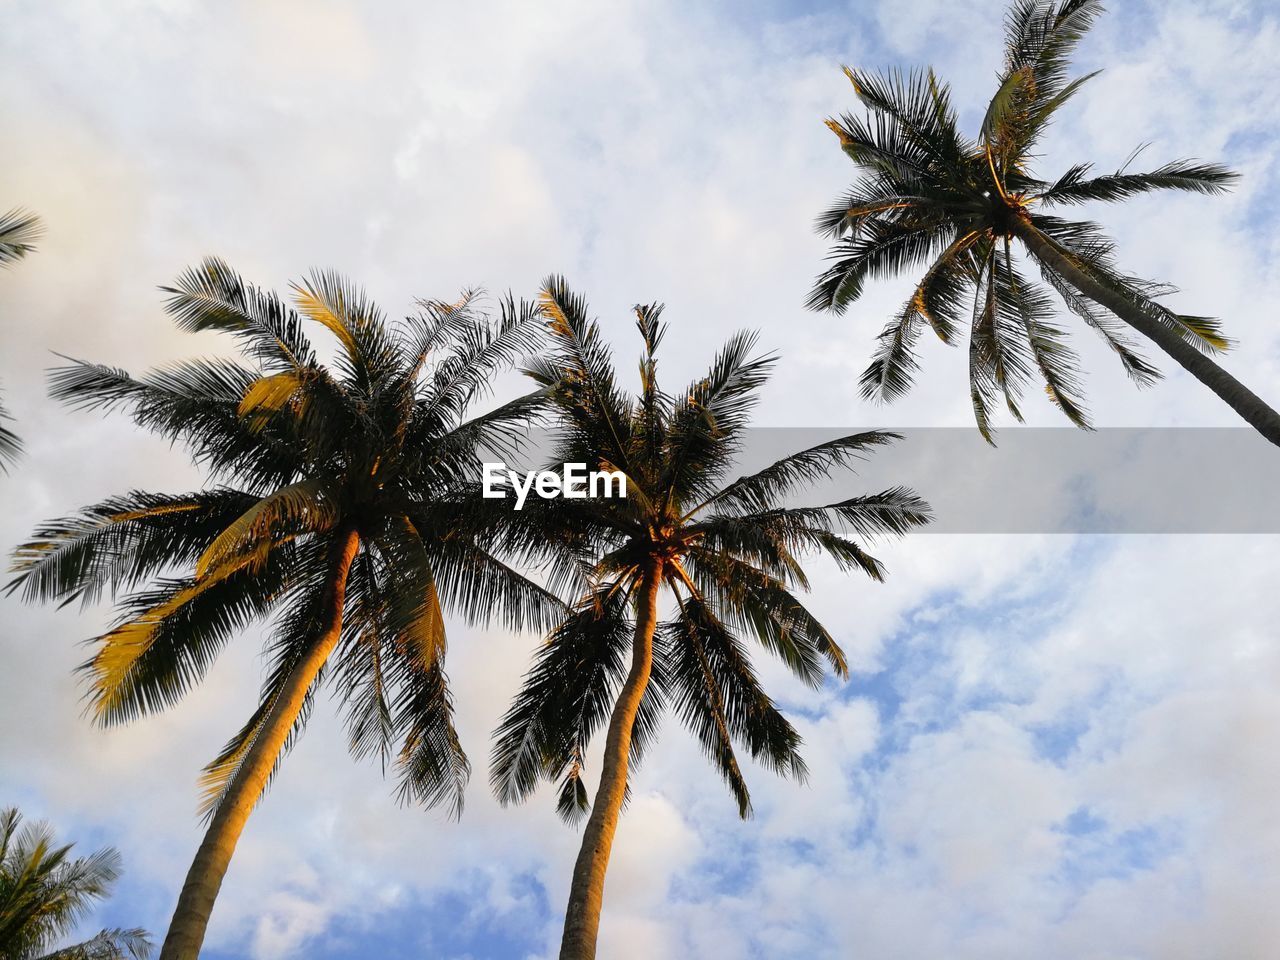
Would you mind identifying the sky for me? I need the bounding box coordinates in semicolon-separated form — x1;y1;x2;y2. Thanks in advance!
3;0;1280;957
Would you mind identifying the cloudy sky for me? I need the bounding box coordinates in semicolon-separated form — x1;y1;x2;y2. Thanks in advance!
4;0;1280;957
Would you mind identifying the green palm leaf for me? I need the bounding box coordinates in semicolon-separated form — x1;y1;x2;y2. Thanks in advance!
0;209;41;266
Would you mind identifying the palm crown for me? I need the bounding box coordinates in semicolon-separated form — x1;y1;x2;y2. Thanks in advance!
0;807;151;960
7;259;563;959
808;0;1280;442
488;278;930;959
11;259;558;811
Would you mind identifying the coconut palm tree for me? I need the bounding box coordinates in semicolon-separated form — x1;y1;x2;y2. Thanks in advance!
808;0;1280;445
0;807;151;960
0;208;42;471
488;277;930;960
7;259;564;960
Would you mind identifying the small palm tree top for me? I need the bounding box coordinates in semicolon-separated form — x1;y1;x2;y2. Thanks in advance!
8;259;562;818
491;277;931;819
0;807;151;960
810;0;1239;439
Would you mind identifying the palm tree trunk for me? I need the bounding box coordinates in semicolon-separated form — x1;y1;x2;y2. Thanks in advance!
158;527;360;960
558;561;664;960
1014;219;1280;447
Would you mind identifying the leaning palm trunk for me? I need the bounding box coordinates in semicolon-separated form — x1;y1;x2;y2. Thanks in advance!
558;561;663;960
1015;220;1280;447
159;529;360;960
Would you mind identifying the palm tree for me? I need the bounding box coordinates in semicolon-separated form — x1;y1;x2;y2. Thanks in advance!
488;277;931;960
0;208;42;471
0;807;151;960
7;259;564;960
808;0;1280;445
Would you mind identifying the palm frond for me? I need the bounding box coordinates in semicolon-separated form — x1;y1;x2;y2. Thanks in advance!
162;258;314;371
1028;214;1232;353
47;357;302;487
695;431;899;518
490;584;633;808
39;927;153;959
292;270;402;390
813;180;927;239
661;330;774;509
997;253;1091;428
427;534;571;636
528;276;636;475
681;552;837;684
841;66;971;169
332;551;396;767
662;593;808;818
0;208;42;265
7;488;258;608
392;661;471;819
84;547;299;726
1035;160;1239;205
1039;260;1161;385
981;65;1034;149
194;479;334;580
413;293;546;435
807;218;953;314
1004;0;1105;97
0;391;23;472
858;236;977;404
826;486;935;539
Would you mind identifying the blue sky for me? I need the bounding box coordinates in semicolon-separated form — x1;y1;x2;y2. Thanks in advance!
4;0;1280;957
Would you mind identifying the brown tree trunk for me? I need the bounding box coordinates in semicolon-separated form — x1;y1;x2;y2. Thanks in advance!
558;560;664;960
158;527;360;960
1014;219;1280;448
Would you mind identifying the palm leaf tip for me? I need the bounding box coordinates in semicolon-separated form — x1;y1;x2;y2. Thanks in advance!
0;207;43;265
0;416;22;472
1037;160;1240;206
824;117;854;147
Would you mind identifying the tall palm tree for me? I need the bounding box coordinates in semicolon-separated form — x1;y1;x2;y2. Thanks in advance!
488;278;931;960
0;208;42;471
0;807;151;960
808;0;1280;445
7;259;563;960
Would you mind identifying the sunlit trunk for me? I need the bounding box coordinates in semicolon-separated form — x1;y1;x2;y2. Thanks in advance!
158;528;361;960
558;560;664;960
1015;219;1280;448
